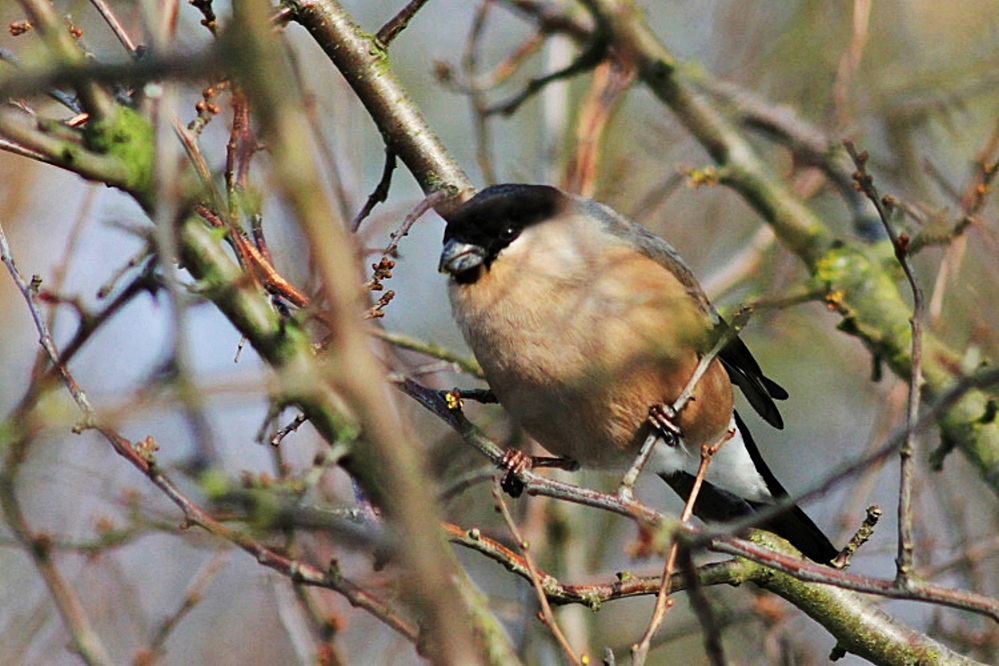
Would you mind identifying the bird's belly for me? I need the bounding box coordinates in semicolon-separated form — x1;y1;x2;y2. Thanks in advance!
500;370;663;468
467;315;735;469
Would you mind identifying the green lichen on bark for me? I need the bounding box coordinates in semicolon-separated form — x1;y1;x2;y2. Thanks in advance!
83;106;156;206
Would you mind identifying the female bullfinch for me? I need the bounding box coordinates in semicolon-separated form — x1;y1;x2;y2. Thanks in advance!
439;184;837;564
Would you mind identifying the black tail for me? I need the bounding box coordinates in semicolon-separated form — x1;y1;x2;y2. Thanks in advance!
659;412;838;564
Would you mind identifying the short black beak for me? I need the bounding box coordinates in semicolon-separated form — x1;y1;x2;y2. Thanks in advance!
439;238;487;277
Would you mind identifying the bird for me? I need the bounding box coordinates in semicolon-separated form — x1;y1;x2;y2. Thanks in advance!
438;183;838;564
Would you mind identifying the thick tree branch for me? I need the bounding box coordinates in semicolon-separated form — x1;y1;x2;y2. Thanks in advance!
282;0;474;215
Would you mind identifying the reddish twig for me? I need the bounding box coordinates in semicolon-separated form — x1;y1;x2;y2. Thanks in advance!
196;204;311;308
563;59;634;197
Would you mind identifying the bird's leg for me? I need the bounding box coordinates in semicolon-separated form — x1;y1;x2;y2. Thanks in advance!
499;449;579;497
617;405;683;501
437;387;576;495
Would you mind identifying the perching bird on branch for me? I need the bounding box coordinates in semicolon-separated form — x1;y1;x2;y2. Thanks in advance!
439;184;837;564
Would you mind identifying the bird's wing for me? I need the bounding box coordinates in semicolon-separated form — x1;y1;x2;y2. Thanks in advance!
586;197;788;428
715;324;788;429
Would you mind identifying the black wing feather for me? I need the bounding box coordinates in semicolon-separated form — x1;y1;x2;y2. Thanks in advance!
716;324;788;429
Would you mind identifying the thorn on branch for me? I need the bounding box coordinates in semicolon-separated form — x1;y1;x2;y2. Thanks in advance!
351;148;397;232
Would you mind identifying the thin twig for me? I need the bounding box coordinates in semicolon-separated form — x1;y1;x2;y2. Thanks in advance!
0;223;95;419
438;467;496;502
485;1;609;116
617;319;736;498
832;505;882;570
492;481;583;665
89;0;141;55
844;141;923;587
632;432;731;665
382;190;447;256
677;547;725;666
269;413;310;447
351;147;397;232
375;0;431;47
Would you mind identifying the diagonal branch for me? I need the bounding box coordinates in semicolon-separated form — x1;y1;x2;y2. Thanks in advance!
284;0;474;215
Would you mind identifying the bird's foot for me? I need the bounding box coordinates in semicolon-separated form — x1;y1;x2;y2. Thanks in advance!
499;449;578;497
647;403;682;446
499;449;531;497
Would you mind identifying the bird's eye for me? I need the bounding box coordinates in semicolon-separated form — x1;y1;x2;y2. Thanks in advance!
499;225;519;242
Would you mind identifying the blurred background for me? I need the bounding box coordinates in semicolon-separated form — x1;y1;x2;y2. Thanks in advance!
1;1;998;664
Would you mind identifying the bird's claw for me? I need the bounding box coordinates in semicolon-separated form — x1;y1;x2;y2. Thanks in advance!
648;403;682;445
499;450;579;497
500;449;531;497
